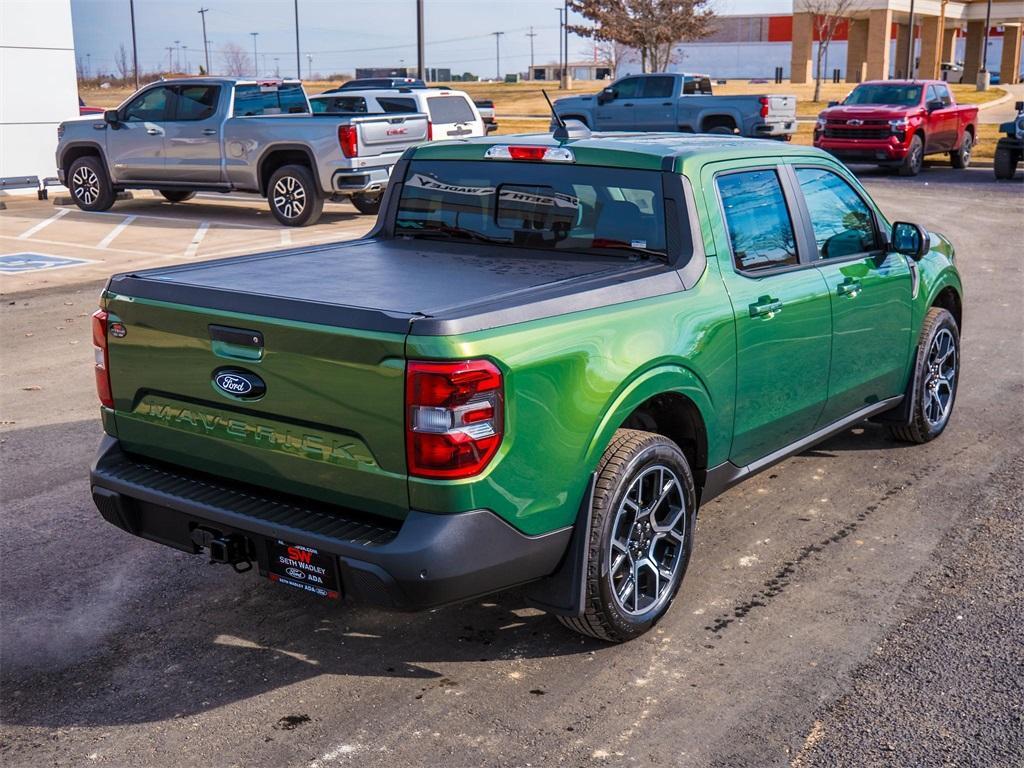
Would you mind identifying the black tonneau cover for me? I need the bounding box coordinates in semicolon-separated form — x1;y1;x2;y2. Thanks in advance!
107;238;683;335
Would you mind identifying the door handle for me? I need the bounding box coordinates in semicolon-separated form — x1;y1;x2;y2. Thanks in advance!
749;296;783;318
146;127;162;135
837;278;862;298
623;102;634;107
202;128;217;135
662;102;673;106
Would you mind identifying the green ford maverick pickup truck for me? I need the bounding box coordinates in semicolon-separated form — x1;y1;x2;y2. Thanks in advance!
89;126;963;642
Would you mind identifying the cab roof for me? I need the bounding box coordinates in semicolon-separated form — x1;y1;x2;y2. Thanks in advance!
409;131;828;173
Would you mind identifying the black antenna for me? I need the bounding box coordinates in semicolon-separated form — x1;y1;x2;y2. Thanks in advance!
542;89;569;139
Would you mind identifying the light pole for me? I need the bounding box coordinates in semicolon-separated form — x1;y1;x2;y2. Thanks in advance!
129;0;139;88
416;0;425;80
491;31;504;81
556;7;563;85
526;26;537;78
307;53;313;78
293;0;301;78
562;0;569;89
905;0;916;79
250;32;259;77
183;44;189;73
173;40;181;71
978;0;993;90
198;7;210;75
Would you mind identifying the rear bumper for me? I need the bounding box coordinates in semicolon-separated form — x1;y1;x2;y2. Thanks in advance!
331;165;393;194
90;436;571;610
754;120;797;137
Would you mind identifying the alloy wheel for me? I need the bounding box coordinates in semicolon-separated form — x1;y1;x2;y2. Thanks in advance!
272;176;306;219
923;327;957;428
71;166;100;205
608;464;687;617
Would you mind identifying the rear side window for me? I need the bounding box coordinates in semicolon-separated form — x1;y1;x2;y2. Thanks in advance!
717;169;798;271
795;168;877;259
122;86;173;122
427;95;475;124
376;97;417;113
683;77;713;95
642;76;676;99
312;96;367;113
174;85;220;120
233;83;309;116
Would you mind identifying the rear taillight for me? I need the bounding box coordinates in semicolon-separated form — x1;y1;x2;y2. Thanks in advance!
426;120;433;140
406;359;503;478
338;124;358;158
759;97;769;119
91;309;114;408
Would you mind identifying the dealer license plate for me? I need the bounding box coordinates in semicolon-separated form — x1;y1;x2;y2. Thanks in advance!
267;539;340;599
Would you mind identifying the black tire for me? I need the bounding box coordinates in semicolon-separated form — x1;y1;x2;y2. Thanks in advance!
67;156;115;212
350;192;382;216
889;307;960;444
158;190;196;203
707;125;735;135
949;130;973;169
899;135;924;177
267;164;323;227
993;146;1019;180
557;429;697;643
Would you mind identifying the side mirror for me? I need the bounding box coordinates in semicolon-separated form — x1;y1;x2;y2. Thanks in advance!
827;100;840;107
597;87;616;105
103;109;120;125
891;221;928;260
926;99;944;112
1015;100;1024;112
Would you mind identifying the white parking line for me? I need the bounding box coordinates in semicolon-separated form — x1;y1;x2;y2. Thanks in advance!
183;221;210;259
16;209;70;240
96;215;136;249
279;229;292;246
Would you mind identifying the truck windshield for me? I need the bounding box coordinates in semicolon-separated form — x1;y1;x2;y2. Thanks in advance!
394;159;668;260
844;84;923;106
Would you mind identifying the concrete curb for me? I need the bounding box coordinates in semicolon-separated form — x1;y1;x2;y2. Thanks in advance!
976;91;1014;112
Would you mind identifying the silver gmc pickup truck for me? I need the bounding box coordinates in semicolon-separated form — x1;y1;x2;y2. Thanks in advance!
56;77;429;225
554;73;797;139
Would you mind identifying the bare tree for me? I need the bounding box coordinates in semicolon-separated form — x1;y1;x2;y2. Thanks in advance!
221;42;251;77
115;43;131;83
798;0;859;102
568;0;714;74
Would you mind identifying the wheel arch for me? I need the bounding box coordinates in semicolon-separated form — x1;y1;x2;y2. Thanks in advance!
60;141;105;172
257;144;317;196
699;112;740;133
584;365;714;497
930;282;963;331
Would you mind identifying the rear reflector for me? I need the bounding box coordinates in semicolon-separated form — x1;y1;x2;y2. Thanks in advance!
91;309;114;408
484;145;574;162
338;124;358;158
406;359;503;478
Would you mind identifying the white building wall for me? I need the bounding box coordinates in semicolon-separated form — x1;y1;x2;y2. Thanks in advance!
0;0;79;182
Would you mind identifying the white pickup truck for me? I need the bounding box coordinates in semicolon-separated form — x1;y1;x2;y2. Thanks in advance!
56;78;429;224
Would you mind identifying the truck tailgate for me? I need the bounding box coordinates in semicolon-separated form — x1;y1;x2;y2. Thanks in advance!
354;113;430;158
766;95;797;121
103;295;409;520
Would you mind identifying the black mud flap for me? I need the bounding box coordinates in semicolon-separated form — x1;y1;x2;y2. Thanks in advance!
524;473;595;618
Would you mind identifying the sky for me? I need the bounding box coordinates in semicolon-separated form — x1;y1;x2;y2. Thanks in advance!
68;0;792;79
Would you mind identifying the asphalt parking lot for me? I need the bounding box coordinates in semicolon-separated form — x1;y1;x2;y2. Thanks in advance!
1;168;1022;767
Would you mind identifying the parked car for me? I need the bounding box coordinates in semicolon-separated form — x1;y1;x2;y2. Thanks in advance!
939;62;964;83
56;78;428;223
474;99;499;133
88;128;963;643
814;79;978;176
78;97;103;116
310;86;485;140
993;99;1024;179
553;72;797;139
329;77;426;91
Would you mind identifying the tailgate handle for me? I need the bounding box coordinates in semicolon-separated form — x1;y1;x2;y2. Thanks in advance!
209;324;263;362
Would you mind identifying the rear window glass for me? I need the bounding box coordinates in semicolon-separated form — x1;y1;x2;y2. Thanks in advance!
395;160;668;260
175;85;220;120
427;95;475;124
233;83;308;116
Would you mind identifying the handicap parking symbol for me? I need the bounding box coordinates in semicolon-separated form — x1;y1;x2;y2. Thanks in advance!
0;253;93;273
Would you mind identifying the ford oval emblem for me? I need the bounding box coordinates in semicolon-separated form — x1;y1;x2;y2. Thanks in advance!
285;567;306;580
213;368;266;399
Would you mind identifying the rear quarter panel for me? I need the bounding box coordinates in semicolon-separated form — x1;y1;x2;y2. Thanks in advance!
405;267;737;537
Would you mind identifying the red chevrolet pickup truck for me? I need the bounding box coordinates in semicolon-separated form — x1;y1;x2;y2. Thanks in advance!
814;80;978;176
